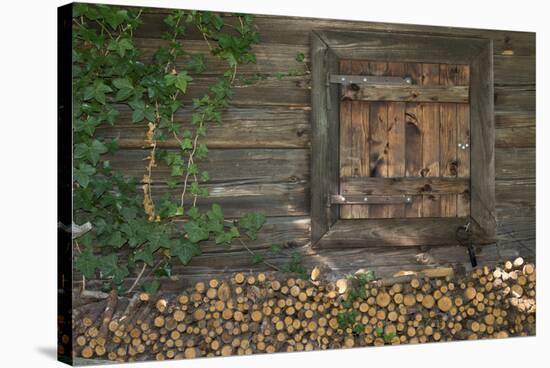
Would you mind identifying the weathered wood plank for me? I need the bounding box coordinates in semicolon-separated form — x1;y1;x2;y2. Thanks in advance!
365;61;390;216
404;63;423;218
310;32;340;245
150;182;309;217
495;148;535;179
386;63;407;217
495;111;535;148
496;178;535;208
339;60;355;219
496;126;535;148
470;42;497;240
494;86;535;112
456;65;471;217
190;216;311;253
96;106;310;149
319;218;468;247
439;64;459;217
174;75;311;107
342;84;469;103
348;61;370;218
134;38;308;76
136;11;535;56
341;177;469;195
298;30;487;64
494;55;535;86
107;148;309;184
420;63;441;217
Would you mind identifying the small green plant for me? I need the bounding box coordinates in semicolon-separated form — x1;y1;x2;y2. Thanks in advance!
352;322;365;335
337;310;364;335
374;326;396;344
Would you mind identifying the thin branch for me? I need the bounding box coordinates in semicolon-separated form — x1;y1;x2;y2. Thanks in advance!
126;262;147;294
238;238;281;271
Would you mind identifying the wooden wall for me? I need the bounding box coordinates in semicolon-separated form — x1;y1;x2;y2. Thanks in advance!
95;8;535;287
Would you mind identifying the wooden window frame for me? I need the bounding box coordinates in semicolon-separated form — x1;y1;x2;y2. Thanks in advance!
310;30;495;248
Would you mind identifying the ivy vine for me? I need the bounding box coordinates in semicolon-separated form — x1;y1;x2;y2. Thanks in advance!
71;4;265;293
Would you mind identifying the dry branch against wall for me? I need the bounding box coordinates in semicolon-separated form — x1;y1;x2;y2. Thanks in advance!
71;258;535;362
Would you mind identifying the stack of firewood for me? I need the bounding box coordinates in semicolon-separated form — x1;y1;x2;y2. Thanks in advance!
72;257;536;362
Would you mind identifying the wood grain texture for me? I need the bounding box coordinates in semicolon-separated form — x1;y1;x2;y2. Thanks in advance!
316;30;486;64
470;41;497;241
318;218;469;247
456;65;471;216
310;32;330;244
495;148;535;179
404;63;424;218
385;62;407;217
368;101;389;218
107;148;309;184
348;75;371;218
96;106;310;149
136;10;535;56
339;69;354;219
439;64;458;217
310;32;340;246
342;84;469;103
341;177;469;195
420;64;441;217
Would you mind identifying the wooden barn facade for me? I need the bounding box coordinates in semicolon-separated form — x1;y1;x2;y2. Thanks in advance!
95;8;535;289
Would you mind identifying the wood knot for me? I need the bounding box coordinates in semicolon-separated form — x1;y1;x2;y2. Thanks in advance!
450;160;458;176
420;168;429;177
422;183;432;192
350;83;360;91
296;129;305;137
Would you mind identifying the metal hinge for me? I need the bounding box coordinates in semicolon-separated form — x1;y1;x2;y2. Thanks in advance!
329;194;413;205
329;74;412;86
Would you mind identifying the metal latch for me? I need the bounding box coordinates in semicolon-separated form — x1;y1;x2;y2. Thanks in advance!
456;222;478;267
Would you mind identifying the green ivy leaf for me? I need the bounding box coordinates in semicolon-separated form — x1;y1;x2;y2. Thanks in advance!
170;165;184;177
167;179;178;189
85;80;113;104
113;77;134;101
74;139;108;165
74;163;96;188
108;38;134;57
75;248;97;279
134;246;155;265
180;138;193;150
142;279;161;294
186;54;207;73
200;171;210;182
164;71;193;93
97;254;129;285
171;239;201;265
131;109;145;123
239;212;266;240
183;220;209;243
